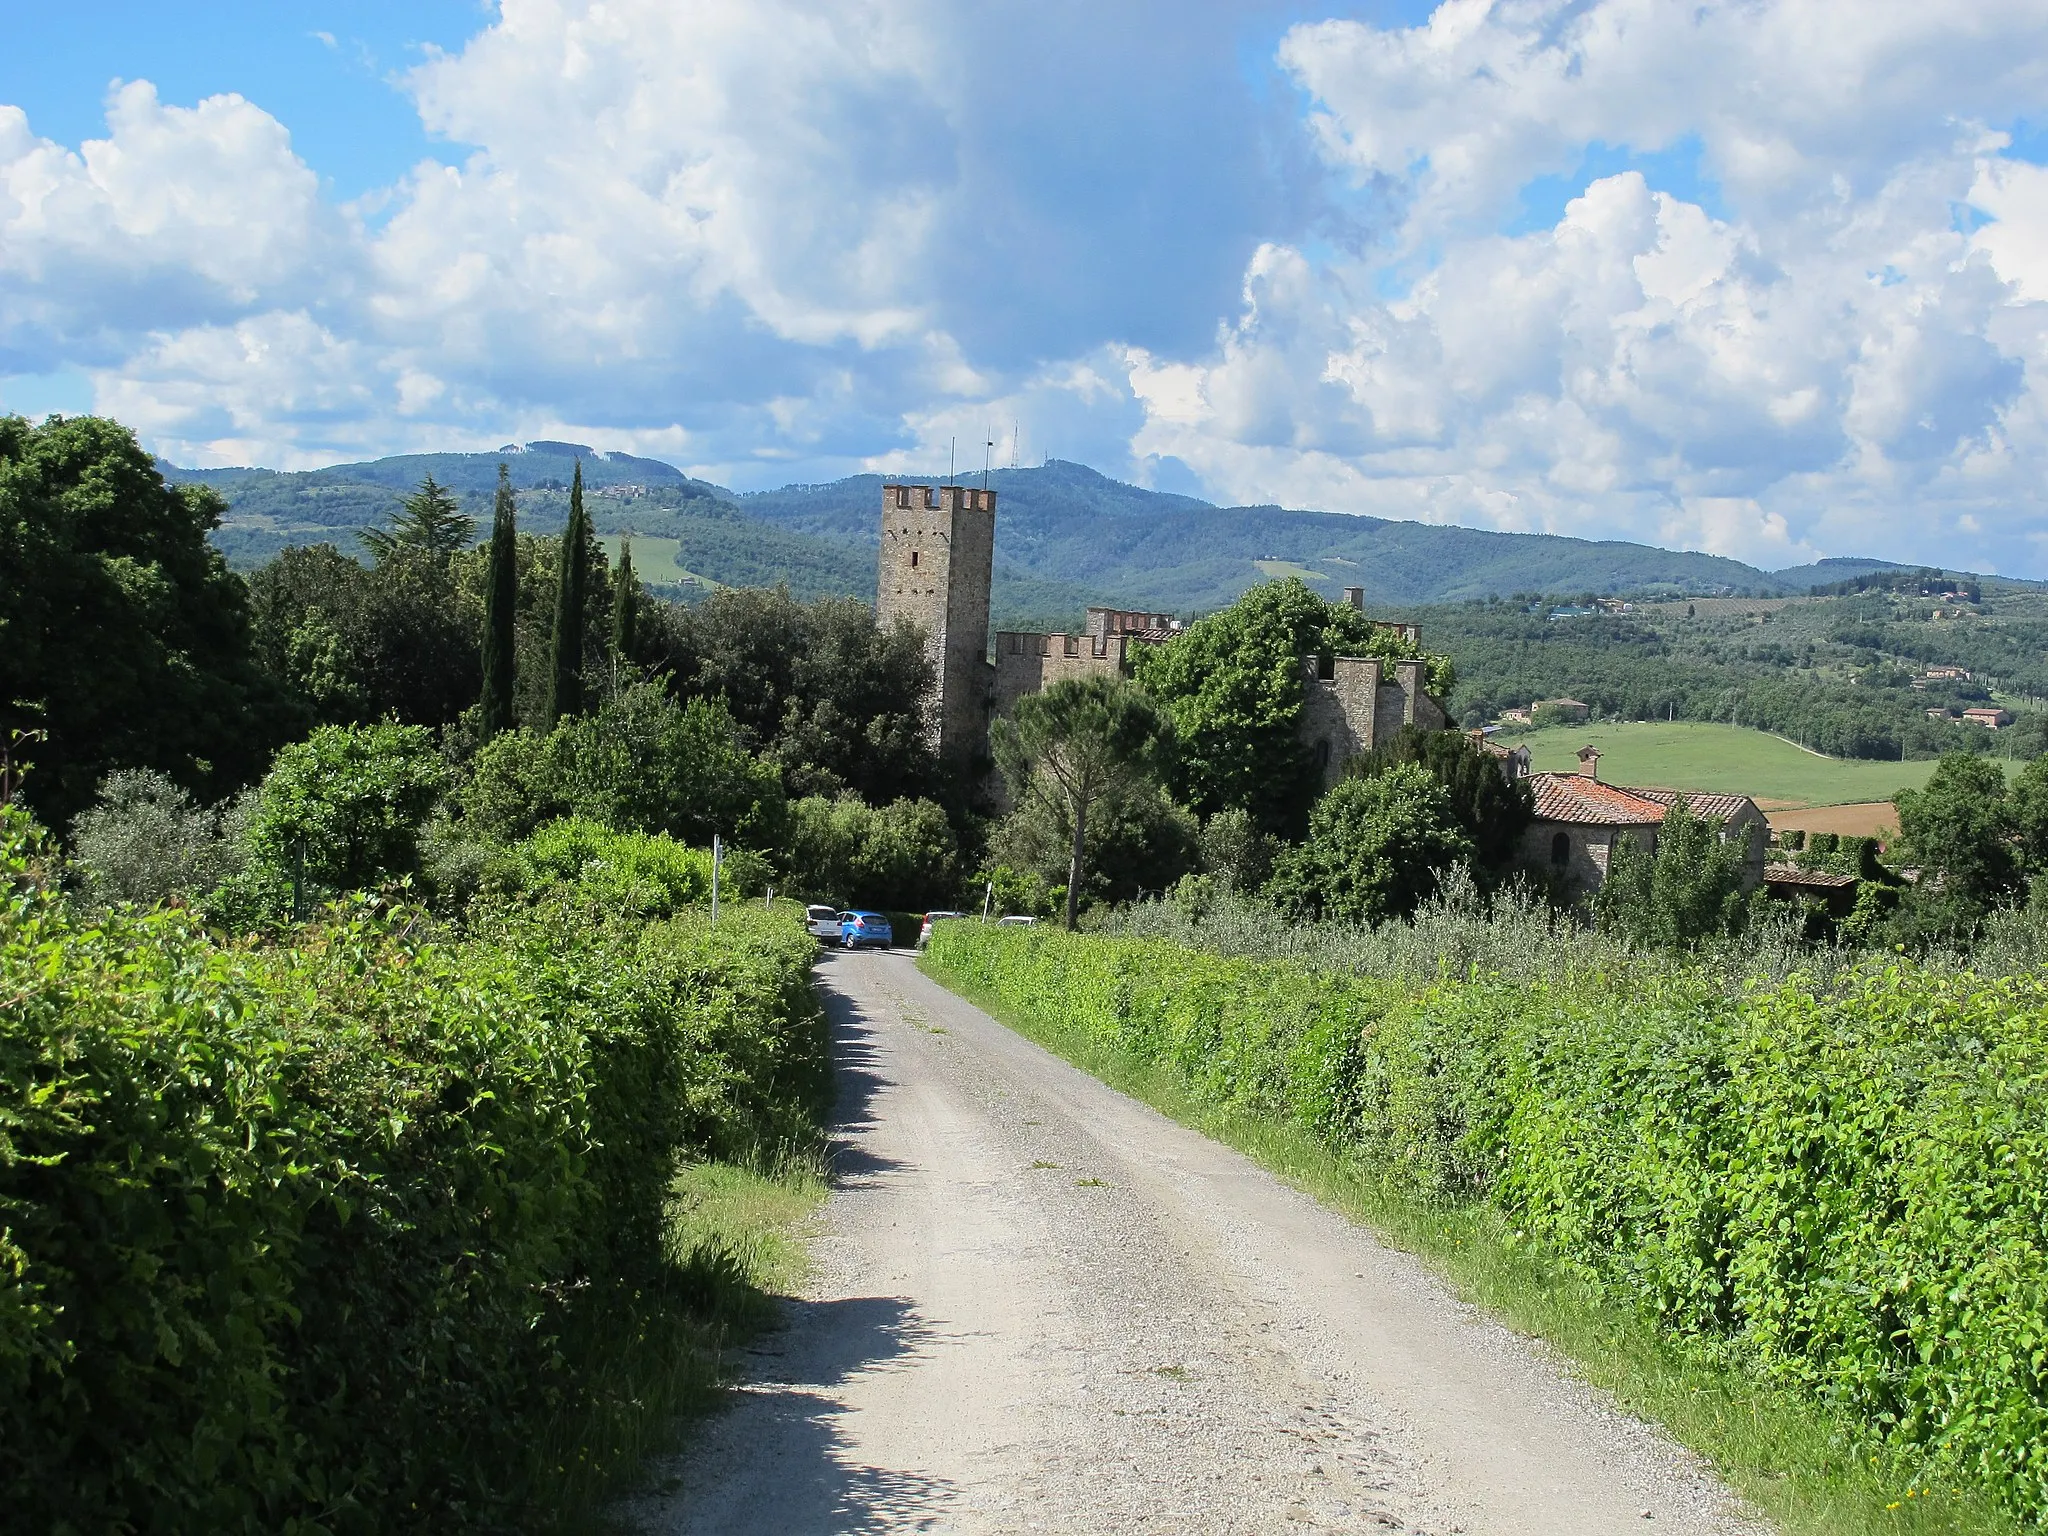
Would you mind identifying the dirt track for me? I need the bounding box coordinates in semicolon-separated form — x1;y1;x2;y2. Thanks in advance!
632;949;1763;1535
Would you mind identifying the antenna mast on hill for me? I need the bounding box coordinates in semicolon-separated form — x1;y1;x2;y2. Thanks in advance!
948;436;956;487
1011;419;1019;471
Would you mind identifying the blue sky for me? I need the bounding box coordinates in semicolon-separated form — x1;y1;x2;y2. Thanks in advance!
4;1;2048;574
0;3;483;196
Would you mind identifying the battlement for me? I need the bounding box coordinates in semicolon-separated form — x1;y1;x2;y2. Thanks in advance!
883;483;996;514
1085;606;1180;639
1299;651;1445;787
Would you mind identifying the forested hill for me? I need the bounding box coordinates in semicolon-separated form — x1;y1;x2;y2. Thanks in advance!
175;446;1988;625
741;460;1787;618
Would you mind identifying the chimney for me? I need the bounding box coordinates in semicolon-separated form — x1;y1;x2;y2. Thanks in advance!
1343;586;1364;610
1576;745;1601;781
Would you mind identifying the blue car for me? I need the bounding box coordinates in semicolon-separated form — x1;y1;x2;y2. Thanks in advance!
838;910;893;950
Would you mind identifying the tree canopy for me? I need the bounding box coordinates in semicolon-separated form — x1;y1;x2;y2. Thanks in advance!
0;414;285;828
1266;763;1472;925
1348;724;1532;874
993;674;1173;928
358;474;474;562
647;586;940;806
1132;578;1452;836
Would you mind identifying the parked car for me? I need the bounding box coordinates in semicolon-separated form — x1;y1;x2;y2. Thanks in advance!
839;910;893;950
805;904;843;941
997;914;1037;927
916;911;967;948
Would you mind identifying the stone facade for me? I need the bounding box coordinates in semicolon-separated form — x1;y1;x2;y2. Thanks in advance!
992;629;1142;719
1297;655;1448;789
877;482;996;773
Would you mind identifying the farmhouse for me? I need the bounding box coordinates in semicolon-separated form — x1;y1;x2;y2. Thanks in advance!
1522;746;1767;897
1962;706;2012;729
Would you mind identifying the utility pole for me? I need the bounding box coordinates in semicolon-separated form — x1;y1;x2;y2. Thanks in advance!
711;834;722;923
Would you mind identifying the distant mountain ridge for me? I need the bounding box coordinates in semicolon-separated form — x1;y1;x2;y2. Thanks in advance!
166;445;2027;623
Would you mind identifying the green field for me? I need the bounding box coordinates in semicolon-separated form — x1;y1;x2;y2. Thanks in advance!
1513;721;1972;807
597;534;719;591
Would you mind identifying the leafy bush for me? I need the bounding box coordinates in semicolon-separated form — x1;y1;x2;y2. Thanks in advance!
1267;763;1472;924
484;817;770;916
0;808;826;1531
451;683;785;851
927;921;2048;1522
782;794;959;910
243;720;448;900
1592;796;1753;950
67;768;252;907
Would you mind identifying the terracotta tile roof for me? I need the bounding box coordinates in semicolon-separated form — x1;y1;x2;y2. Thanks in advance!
1629;787;1759;822
1763;863;1860;890
1529;772;1668;826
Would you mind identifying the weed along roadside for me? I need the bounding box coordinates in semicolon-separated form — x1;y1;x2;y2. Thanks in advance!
920;921;2036;1536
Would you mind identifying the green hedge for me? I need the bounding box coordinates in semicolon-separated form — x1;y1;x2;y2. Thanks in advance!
926;922;2048;1521
0;811;826;1532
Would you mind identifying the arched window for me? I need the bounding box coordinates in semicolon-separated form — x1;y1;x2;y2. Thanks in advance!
1550;831;1570;867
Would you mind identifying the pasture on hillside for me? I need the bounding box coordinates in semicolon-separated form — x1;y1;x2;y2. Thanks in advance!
1510;720;2019;807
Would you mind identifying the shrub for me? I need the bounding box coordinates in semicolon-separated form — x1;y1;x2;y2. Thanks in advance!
926;921;2048;1523
450;683;786;852
1592;796;1752;950
0;808;826;1530
243;720;447;898
1267;763;1472;925
67;768;251;907
782;794;959;910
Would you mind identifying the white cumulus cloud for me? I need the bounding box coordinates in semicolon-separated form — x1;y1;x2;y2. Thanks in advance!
1122;0;2048;571
3;0;2048;571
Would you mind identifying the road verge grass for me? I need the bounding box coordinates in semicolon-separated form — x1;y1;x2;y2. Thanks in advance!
536;1150;828;1530
920;953;2020;1536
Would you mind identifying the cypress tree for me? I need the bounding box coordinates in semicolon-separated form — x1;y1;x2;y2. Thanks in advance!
479;464;519;738
545;460;589;721
611;534;637;661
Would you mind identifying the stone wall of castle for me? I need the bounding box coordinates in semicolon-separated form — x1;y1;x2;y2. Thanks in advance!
992;630;1137;719
1299;655;1447;789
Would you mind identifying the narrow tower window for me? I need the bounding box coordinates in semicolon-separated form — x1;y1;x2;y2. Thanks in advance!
911;551;919;567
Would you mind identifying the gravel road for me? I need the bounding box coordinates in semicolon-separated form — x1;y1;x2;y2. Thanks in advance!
632;948;1764;1536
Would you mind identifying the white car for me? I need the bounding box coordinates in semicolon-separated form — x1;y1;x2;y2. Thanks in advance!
917;911;968;948
997;914;1038;927
805;904;843;941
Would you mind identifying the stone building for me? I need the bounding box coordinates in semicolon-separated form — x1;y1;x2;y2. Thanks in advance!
992;606;1178;719
876;484;1453;791
1522;746;1767;897
876;482;996;773
1297;652;1447;789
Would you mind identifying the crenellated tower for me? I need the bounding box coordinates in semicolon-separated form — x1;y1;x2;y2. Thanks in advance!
878;482;996;774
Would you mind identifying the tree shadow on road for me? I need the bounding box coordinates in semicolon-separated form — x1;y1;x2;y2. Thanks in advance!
813;957;907;1189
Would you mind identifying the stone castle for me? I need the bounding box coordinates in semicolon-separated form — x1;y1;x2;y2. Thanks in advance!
873;481;1447;786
